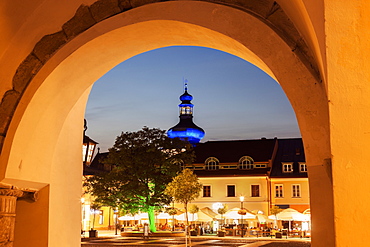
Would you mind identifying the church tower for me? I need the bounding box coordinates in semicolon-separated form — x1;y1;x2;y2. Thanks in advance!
167;82;205;145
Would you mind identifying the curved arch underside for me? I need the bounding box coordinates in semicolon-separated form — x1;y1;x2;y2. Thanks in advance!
0;1;336;247
0;0;322;153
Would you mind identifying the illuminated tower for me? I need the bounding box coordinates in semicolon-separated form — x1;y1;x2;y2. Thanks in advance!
167;82;205;145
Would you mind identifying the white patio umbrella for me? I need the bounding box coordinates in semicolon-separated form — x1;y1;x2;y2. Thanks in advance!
175;212;198;221
136;212;149;220
268;208;307;231
268;208;306;221
302;209;311;221
256;213;273;223
156;212;171;219
118;215;135;221
224;208;256;220
196;211;215;222
200;207;217;218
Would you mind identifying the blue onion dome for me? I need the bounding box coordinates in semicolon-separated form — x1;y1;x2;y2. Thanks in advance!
180;89;193;102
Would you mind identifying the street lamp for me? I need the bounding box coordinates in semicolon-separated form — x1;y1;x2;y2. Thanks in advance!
83;119;98;166
239;196;245;238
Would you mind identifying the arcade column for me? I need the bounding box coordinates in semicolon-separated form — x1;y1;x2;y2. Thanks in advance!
0;184;38;247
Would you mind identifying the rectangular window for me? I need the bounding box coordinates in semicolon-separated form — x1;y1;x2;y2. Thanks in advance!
251;185;260;197
282;163;293;173
227;185;235;197
99;210;104;225
292;184;301;197
299;163;307;172
203;185;211;197
275;184;283;198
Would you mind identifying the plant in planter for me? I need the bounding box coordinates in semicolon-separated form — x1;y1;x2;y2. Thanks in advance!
89;202;102;237
165;207;178;231
188;204;199;231
217;204;228;227
217;227;226;237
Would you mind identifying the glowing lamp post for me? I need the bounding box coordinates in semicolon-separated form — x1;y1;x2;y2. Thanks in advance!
239;196;245;238
83;119;98;166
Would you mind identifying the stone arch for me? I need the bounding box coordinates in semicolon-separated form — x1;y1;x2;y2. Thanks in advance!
0;1;333;246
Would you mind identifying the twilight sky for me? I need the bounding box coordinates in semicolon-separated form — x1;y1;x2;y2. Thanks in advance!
85;46;301;152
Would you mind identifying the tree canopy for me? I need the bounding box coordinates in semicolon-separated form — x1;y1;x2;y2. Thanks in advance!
84;127;194;232
164;168;202;226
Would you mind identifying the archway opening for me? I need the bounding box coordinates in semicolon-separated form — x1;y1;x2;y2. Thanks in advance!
1;2;331;246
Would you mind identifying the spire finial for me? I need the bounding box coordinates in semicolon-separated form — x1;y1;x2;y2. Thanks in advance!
184;78;188;91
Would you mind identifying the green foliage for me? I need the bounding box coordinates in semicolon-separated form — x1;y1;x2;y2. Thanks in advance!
217;204;228;215
90;201;102;230
164;169;202;205
188;204;199;214
270;205;282;215
164;168;202;226
165;207;178;216
84;127;194;232
218;204;228;226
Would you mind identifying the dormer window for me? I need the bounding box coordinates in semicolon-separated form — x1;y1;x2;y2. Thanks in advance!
239;156;254;170
299;162;307;172
205;157;219;170
172;160;185;170
282;162;293;173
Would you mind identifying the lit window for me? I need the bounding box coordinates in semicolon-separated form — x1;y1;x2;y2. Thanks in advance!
282;163;293;173
299;163;307;172
292;184;301;197
205;157;219;170
275;184;283;198
239;156;254;170
99;210;104;225
180;106;193;115
227;185;235;197
203;185;211;197
251;185;260;197
254;164;267;168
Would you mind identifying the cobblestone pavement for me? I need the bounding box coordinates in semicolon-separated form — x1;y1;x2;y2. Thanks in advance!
82;237;311;247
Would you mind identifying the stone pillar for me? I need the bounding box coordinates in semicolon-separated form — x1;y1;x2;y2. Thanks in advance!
0;185;23;247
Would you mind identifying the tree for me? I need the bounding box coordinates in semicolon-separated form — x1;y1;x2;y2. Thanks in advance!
164;168;202;241
217;204;228;227
270;205;282;228
90;201;103;230
85;127;194;232
188;204;199;226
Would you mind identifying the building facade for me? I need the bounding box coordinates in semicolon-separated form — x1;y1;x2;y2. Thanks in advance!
83;137;310;231
177;138;309;218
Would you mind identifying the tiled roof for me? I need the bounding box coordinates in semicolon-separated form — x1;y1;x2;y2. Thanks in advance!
83;152;109;175
193;138;277;163
85;138;307;179
269;138;307;178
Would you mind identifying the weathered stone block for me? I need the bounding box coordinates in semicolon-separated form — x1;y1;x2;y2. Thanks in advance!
90;0;122;23
12;54;42;93
212;0;275;18
62;5;96;39
0;90;20;134
0;135;4;154
129;0;163;8
33;31;67;64
265;2;299;49
118;0;132;11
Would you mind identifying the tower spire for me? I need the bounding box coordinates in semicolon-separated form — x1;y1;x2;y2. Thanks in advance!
167;80;205;145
